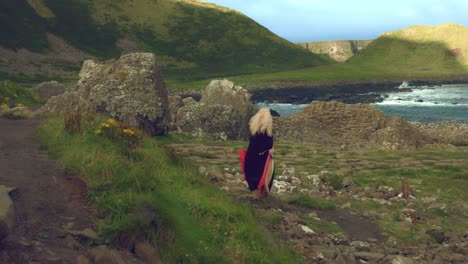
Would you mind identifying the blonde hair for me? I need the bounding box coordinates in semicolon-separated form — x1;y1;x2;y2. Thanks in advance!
249;108;273;136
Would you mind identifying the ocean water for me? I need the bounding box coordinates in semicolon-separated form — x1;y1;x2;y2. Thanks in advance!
257;84;468;122
373;84;468;122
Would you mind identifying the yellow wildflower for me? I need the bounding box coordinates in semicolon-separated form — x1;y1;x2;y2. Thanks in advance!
122;128;135;136
101;123;110;128
107;118;118;126
95;129;102;135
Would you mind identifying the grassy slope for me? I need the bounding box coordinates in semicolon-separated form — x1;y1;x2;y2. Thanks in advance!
0;0;331;80
38;116;300;263
169;24;468;89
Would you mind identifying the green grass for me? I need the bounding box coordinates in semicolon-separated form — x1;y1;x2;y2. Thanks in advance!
0;80;39;106
287;195;336;210
38;115;300;263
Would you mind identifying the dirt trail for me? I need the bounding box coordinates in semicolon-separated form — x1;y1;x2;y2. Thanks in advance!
0;117;93;263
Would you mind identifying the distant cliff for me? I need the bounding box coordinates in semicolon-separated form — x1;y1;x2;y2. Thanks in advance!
298;40;373;62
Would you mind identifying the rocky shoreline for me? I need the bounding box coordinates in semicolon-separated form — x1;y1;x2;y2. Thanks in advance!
245;79;468;104
170;79;468;105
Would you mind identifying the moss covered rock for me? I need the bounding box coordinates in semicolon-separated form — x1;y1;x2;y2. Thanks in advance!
44;53;171;136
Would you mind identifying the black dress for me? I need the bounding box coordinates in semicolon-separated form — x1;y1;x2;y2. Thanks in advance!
245;133;275;191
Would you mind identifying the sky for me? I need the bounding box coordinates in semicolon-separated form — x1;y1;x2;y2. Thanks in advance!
205;0;468;42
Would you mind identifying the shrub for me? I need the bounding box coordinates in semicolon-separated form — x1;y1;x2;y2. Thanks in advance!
64;112;82;133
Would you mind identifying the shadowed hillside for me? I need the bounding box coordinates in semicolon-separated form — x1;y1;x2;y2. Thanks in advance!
0;0;332;81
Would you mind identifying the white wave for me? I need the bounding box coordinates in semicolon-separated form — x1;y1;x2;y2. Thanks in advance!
374;100;468;107
398;81;411;89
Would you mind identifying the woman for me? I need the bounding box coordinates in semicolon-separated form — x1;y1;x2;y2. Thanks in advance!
244;108;275;199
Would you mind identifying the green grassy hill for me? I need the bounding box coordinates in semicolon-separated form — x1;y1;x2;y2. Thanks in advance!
0;0;331;81
348;23;468;74
188;23;468;88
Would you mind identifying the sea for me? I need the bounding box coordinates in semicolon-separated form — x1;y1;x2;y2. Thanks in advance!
256;83;468;122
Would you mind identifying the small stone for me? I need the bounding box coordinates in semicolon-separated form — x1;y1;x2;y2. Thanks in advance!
65;234;82;250
350;241;370;252
89;245;126;264
388;255;415;264
45;256;61;263
450;253;465;262
354;251;385;261
319;170;333;182
76;255;91;264
342;177;354;188
67;228;100;242
134;241;163;264
19;240;32;247
426;230;448;244
299;224;315;234
340;202;351;209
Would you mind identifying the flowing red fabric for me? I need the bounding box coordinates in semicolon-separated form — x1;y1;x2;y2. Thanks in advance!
237;150;271;190
237;150;247;181
257;153;271;190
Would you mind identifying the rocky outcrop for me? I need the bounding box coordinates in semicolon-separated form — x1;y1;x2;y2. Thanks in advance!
298;40;373;62
275;101;388;146
414;121;468;146
176;80;256;140
275;101;424;149
371;116;425;150
44;53;171;136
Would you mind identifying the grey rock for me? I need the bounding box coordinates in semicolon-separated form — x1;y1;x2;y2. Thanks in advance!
426;229;448;244
134;241;163;264
182;97;197;106
89;245;126;264
176;79;256;140
67;228;100;242
36;81;65;102
76;255;92;264
354;251;384;261
450;253;466;262
44;53;171;136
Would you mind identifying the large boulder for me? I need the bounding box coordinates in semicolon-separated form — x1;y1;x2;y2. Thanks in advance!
176;80;256;140
44;53;170;136
36;81;66;102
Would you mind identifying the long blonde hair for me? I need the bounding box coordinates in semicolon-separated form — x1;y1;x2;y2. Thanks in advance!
249;108;273;136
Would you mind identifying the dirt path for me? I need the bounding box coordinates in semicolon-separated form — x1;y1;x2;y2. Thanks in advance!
0;117;93;263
